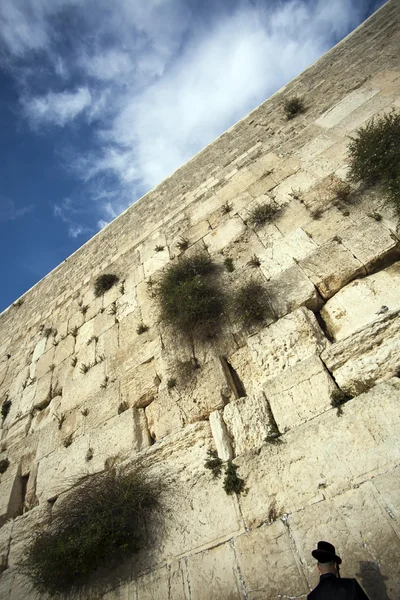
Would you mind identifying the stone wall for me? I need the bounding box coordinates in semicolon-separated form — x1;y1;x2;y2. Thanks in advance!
1;1;400;598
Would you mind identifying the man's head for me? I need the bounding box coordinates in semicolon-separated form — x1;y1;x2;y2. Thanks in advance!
311;541;342;575
317;560;339;576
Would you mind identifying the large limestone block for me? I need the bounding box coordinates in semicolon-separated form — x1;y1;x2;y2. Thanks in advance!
89;408;152;462
303;206;352;245
187;543;244;600
35;346;56;380
54;333;75;364
145;356;229;440
266;264;322;318
145;389;185;441
321;310;400;394
339;218;399;272
83;379;121;430
62;360;107;413
209;410;233;461
264;356;336;433
120;357;160;409
315;88;380;128
247;307;327;380
321;263;400;341
272;170;318;205
143;247;171;279
31;337;47;363
135;423;244;563
371;468;400;538
203;217;246;254
237;379;400;528
222;393;276;456
115;288;138;320
135;281;160;327
289;483;400;599
299;239;365;299
36;408;150;501
136;564;187;600
234;521;307;600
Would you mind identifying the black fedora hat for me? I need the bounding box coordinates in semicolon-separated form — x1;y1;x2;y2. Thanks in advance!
312;541;342;564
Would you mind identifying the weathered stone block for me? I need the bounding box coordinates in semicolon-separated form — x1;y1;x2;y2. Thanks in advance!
237;379;400;528
120;357;160;409
299;239;365;299
339;218;399;271
321;263;400;341
209;410;233;461
289;483;400;599
234;521;307;600
321;311;400;395
187;543;244;600
267;264;322;318
264;356;336;433
203;217;246;254
247;307;327;380
315;88;380;128
222;393;276;456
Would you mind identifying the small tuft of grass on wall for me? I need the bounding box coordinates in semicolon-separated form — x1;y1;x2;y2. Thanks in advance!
283;96;305;120
348;111;400;210
331;389;352;417
157;253;225;340
224;257;235;273
136;324;149;335
176;237;189;252
1;398;11;421
221;201;233;215
167;377;177;390
0;458;10;474
248;254;261;268
232;281;271;328
248;202;280;228
22;467;162;596
94;274;119;297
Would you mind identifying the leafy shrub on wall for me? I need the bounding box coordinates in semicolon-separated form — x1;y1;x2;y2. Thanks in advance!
23;467;161;596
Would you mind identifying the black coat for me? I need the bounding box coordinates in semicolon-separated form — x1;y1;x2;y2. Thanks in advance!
308;573;370;599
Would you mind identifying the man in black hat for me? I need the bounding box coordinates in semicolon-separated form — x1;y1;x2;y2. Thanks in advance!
308;541;370;599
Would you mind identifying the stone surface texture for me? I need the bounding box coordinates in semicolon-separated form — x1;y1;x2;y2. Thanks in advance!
1;2;400;599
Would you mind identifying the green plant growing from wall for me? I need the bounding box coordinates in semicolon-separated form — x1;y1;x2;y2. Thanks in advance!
1;397;11;421
283;96;305;120
248;202;280;227
224;257;235;272
204;450;223;478
94;273;119;297
137;324;149;335
223;461;245;495
157;253;226;340
348;111;400;210
176;237;189;252
248;254;261;268
232;281;271;328
0;458;10;474
22;467;162;596
221;201;233;215
167;377;177;389
331;389;353;417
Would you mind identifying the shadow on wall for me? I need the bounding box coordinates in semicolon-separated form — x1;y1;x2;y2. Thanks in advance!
357;561;391;600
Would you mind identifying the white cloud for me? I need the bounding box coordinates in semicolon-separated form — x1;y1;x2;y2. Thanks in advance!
23;87;92;127
0;0;385;232
0;196;34;221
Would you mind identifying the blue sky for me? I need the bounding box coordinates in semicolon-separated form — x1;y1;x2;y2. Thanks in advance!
0;0;384;312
